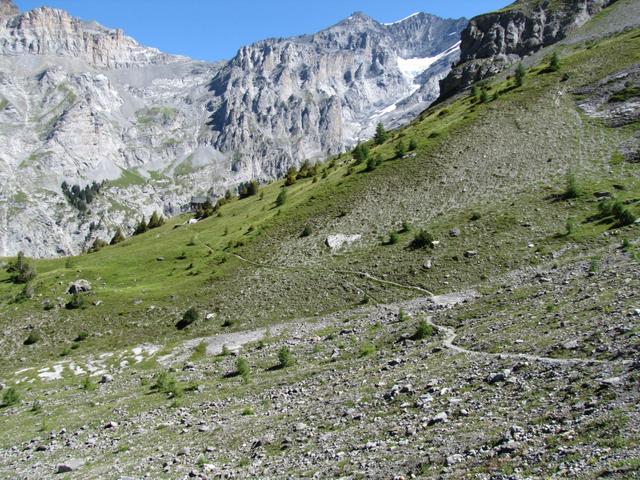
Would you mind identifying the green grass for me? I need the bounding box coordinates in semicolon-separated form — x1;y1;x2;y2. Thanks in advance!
1;26;639;374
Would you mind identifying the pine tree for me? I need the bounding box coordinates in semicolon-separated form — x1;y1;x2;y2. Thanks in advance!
550;51;561;72
515;63;526;87
408;138;418;151
110;228;126;245
275;189;287;207
148;211;164;229
284;166;298;186
374;122;388;145
395;140;407;158
352;143;369;164
134;218;148;235
471;85;481;100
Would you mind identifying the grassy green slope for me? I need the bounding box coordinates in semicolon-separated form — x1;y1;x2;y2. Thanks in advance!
0;19;638;374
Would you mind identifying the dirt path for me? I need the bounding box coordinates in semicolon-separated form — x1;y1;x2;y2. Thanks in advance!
423;315;625;366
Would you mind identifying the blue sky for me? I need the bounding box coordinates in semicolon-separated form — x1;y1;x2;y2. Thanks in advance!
14;0;509;61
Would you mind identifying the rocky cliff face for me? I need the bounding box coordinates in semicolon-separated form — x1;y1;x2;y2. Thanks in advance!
0;1;466;257
205;13;466;177
439;0;617;98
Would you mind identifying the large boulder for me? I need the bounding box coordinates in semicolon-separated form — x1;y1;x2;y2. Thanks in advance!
325;234;361;251
67;280;92;294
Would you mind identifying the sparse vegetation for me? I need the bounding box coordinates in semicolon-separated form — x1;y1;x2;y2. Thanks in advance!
413;319;433;340
565;173;582;199
1;387;20;407
411;229;434;249
176;307;199;330
152;371;183;398
235;357;250;381
6;251;37;284
277;346;293;368
275;189;287;207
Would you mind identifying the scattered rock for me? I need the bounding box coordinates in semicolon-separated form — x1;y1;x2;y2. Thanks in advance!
428;412;448;425
562;339;580;350
56;458;85;474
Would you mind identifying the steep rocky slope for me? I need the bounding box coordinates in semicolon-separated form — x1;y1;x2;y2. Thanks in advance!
206;13;466;178
0;1;466;258
439;0;622;98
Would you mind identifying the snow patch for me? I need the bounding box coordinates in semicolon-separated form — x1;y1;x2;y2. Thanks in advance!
38;364;65;381
397;42;461;82
372;103;398;119
384;12;421;26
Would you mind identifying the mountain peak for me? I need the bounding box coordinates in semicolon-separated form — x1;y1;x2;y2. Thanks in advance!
0;0;19;17
340;11;377;26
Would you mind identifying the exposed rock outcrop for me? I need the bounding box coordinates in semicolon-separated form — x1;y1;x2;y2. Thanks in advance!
0;7;467;257
439;0;618;98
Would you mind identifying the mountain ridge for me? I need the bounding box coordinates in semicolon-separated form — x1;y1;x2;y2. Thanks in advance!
0;4;467;257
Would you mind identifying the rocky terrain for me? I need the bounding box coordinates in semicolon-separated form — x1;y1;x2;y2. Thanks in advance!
439;0;626;98
0;0;466;258
0;0;639;478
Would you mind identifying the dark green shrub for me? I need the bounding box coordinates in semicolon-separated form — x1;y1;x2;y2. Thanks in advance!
110;228;126;245
275;189;287;207
89;238;108;253
408;138;418;151
359;343;376;357
176;307;199;330
400;221;412;233
549;51;561;72
564;174;581;199
152;371;183;398
284;166;298;186
365;157;377;172
411;230;434;249
24;331;41;345
352;143;370;164
413;320;433;340
515;63;526;87
278;346;293;368
82;376;96;392
148;211;165;229
75;332;89;342
387;231;399;245
236;357;250;380
565;217;578;235
2;387;20;407
239;180;260;199
134;218;148;235
301;225;312;237
7;251;37;284
65;293;85;310
618;207;636;226
395;140;407;158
